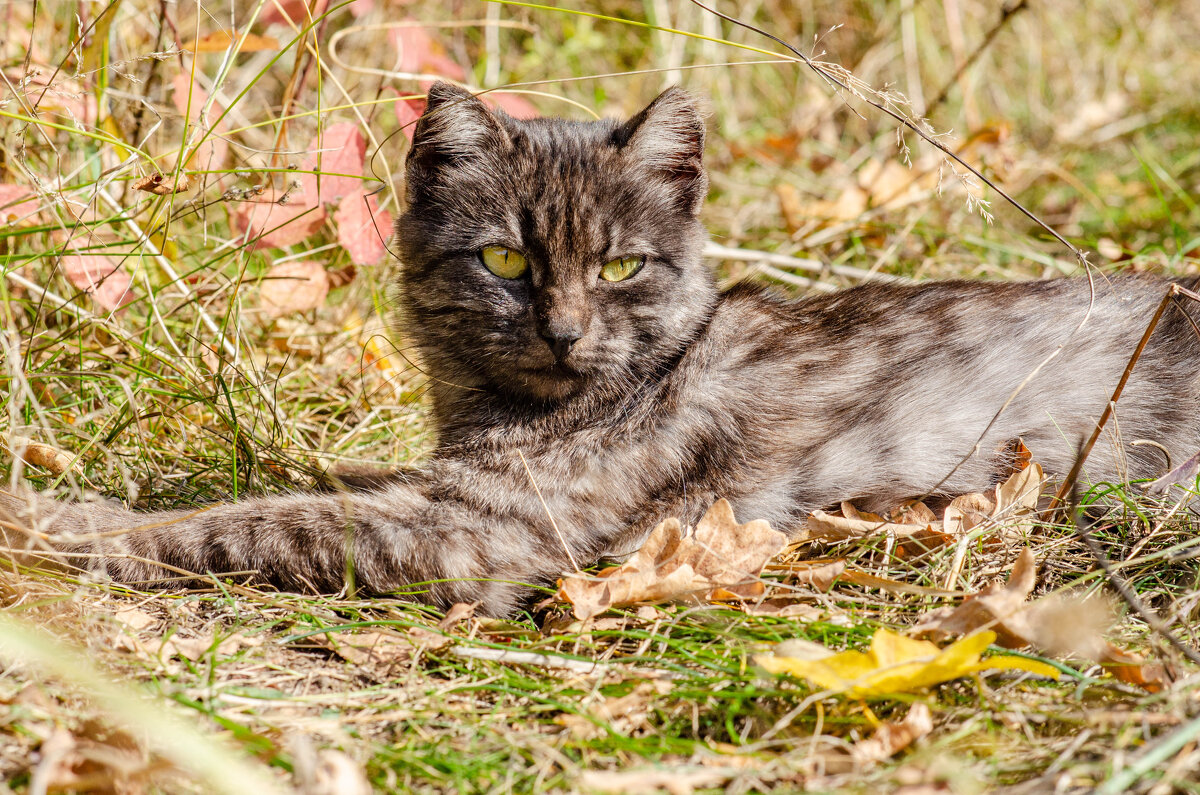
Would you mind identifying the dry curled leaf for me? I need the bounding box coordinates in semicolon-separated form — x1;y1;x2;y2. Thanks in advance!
853;703;934;764
911;549;1038;649
5;436;75;475
910;551;1172;692
259;261;329;317
757;628;1058;699
556;499;786;621
133;173;191;195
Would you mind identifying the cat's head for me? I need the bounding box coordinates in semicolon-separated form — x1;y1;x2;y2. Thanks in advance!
395;82;717;405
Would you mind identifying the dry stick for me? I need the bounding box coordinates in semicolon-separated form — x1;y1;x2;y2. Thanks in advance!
1049;283;1200;510
1044;282;1200;666
925;0;1029;115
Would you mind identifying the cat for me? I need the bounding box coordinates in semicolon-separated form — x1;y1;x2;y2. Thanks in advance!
3;81;1199;617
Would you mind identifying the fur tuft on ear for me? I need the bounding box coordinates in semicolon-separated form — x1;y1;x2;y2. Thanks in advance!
613;87;708;213
408;82;508;163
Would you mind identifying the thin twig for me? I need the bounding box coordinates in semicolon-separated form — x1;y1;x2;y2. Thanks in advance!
1050;283;1200;510
926;0;1029;115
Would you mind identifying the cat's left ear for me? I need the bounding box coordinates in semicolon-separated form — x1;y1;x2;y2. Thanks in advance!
614;87;708;214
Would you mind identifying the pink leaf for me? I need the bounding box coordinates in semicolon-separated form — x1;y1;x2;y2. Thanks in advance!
389;24;466;80
0;184;41;225
298;122;366;204
232;189;327;249
61;253;135;312
334;189;393;265
170;74;229;170
391;90;426;141
485;92;538;120
259;260;330;317
258;0;330;27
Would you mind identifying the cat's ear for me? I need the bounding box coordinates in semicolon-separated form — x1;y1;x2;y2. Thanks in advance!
614;87;708;214
406;82;509;185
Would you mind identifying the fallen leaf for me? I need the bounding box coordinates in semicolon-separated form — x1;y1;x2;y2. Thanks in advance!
171;74;229;171
390;89;426;141
389;23;466;80
259;260;330;317
112;608;156;631
0;184;41;224
756;628;1058;698
334;189;393;265
61;252;135;311
4;436;75;475
1144;449;1200;496
325;630;413;665
910;552;1172;692
742;600;823;619
910;549;1037;648
258;0;330;26
852;703;933;763
556;499;786;621
437;601;479;630
994;461;1045;516
310;749;371;795
942;492;995;536
158;630;260;661
300;122;366;205
805;510;926;542
484;91;538;119
133;173;191;195
184;29;279;53
789;559;845;590
232;190;326;249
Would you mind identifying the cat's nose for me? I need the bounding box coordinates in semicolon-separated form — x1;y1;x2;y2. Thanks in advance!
540;330;581;360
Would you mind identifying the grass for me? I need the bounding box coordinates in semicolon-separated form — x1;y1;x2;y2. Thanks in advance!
3;0;1200;792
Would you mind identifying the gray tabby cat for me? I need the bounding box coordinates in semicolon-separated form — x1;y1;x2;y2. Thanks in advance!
3;82;1198;616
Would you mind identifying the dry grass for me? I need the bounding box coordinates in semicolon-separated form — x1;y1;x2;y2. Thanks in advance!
3;0;1200;792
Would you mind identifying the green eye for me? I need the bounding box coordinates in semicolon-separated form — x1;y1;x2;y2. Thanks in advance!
480;246;528;279
600;255;645;283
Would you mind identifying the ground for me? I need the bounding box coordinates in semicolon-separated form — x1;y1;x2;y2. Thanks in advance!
2;0;1200;792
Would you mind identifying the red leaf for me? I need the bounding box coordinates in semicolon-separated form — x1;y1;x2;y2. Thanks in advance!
258;0;330;27
61;253;135;311
334;189;393;265
298;122;366;205
389;24;466;80
170;74;229;170
0;184;41;224
391;90;426;141
485;92;538;120
232;191;326;249
259;260;330;317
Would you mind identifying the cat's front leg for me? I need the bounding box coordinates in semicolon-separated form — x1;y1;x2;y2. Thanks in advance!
0;484;575;616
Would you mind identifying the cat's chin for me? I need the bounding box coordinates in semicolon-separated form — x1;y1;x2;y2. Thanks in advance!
506;364;589;403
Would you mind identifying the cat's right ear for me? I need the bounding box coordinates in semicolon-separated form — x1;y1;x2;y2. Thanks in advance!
406;82;509;191
614;87;708;214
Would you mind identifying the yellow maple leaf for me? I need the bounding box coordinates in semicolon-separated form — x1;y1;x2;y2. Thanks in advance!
755;628;1058;699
